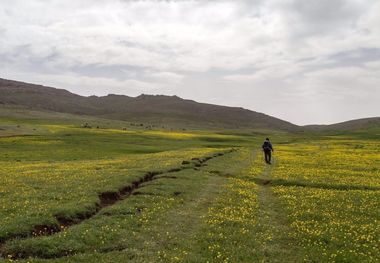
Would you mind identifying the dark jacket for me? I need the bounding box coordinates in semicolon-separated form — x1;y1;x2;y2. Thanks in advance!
262;141;273;151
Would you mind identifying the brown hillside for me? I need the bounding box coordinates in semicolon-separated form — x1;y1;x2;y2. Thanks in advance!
0;78;299;131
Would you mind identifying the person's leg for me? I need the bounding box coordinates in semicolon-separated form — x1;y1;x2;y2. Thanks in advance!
268;151;272;164
264;150;269;163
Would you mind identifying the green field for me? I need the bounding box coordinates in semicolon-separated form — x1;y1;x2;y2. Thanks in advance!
0;112;379;262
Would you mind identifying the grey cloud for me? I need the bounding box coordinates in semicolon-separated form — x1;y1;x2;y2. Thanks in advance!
295;48;380;74
279;0;368;37
70;64;149;81
328;48;380;66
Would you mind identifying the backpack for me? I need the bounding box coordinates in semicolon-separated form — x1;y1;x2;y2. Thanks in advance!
263;141;271;151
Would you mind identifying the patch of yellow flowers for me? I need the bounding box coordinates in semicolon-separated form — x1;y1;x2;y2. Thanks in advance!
272;139;380;262
201;151;263;262
0;147;222;240
273;140;380;188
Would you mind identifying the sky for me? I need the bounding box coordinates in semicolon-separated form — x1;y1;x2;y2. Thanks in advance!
1;0;379;125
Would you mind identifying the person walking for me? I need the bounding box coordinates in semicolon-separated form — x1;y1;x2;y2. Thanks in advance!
262;138;273;164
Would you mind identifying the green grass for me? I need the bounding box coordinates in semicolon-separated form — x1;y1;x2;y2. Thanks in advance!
0;110;379;262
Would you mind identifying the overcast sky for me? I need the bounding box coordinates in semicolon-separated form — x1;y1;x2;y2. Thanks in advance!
1;0;379;125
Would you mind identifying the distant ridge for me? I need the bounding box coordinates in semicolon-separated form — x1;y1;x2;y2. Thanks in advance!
0;78;298;131
304;117;380;131
1;78;378;131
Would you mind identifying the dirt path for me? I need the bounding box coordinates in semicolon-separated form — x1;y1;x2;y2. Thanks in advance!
135;174;227;262
254;160;303;262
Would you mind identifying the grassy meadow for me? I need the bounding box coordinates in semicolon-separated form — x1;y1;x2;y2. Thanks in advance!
0;110;379;262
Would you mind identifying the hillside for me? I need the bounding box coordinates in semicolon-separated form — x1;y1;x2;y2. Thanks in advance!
0;78;298;131
304;117;380;132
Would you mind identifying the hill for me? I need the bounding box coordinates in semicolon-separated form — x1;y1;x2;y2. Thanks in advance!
0;78;298;131
304;117;380;132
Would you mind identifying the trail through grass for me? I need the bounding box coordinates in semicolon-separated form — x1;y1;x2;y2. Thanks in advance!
143;174;227;262
253;160;302;262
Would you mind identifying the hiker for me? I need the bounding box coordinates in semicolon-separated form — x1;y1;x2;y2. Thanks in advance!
262;138;273;164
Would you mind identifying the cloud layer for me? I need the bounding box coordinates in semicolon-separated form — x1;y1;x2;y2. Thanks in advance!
1;0;379;124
